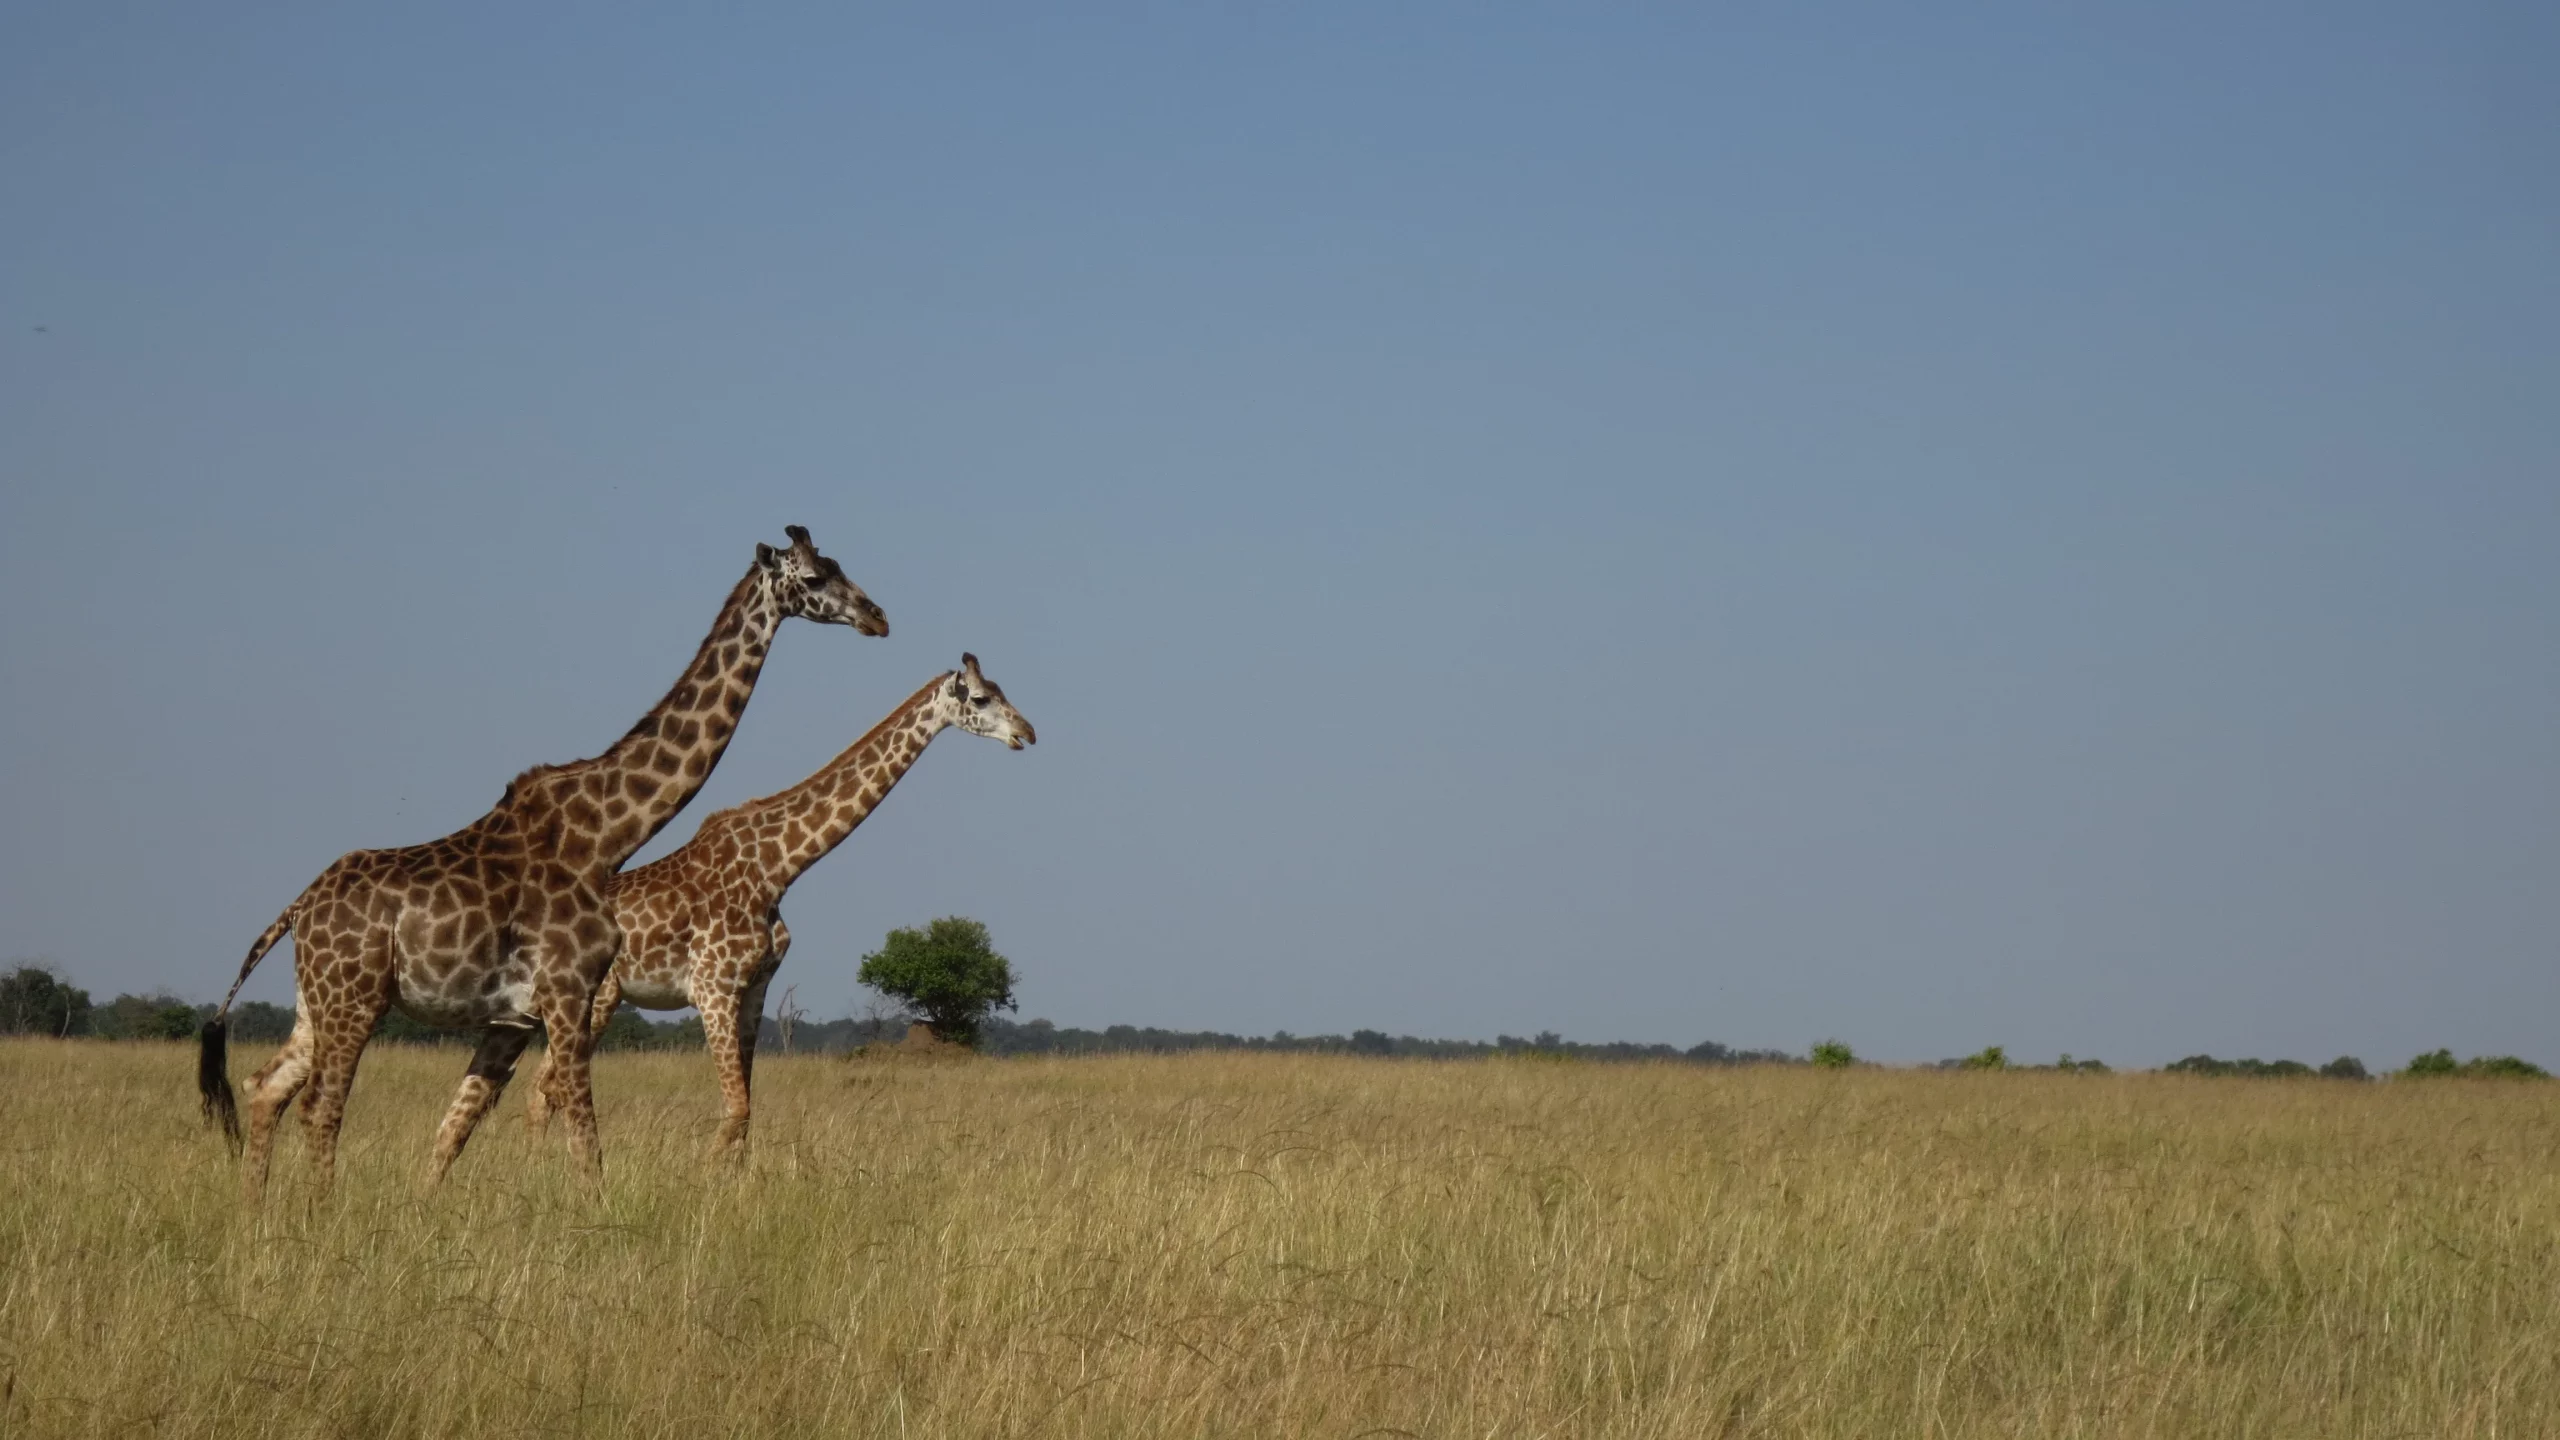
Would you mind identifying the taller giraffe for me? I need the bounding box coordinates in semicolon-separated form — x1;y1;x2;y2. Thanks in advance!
198;526;887;1194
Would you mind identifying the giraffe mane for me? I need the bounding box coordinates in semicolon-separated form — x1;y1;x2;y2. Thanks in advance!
714;673;952;834
497;761;571;807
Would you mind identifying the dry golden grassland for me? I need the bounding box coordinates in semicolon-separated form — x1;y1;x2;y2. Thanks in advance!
2;1039;2555;1438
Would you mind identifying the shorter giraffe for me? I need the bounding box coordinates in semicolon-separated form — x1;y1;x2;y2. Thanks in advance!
521;654;1036;1157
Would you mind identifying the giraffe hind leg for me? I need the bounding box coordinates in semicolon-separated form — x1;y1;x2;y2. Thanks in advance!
586;969;624;1042
297;984;391;1198
430;1025;537;1184
242;1018;314;1202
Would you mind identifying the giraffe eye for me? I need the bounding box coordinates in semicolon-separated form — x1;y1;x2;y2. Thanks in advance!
971;694;990;707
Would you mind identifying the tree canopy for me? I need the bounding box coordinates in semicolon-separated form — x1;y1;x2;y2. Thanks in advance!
857;916;1017;1048
1;964;92;1037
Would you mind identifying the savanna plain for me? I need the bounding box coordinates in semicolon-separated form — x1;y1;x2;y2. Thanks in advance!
2;1040;2554;1439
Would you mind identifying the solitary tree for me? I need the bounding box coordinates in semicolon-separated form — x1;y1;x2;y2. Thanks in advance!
857;917;1017;1048
1810;1039;1855;1070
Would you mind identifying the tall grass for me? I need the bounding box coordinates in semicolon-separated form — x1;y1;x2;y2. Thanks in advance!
2;1039;2554;1437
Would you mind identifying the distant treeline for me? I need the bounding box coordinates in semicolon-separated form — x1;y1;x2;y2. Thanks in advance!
0;979;729;1053
976;1019;1800;1065
0;962;1801;1064
0;962;2545;1077
2158;1051;2549;1080
2166;1054;2371;1080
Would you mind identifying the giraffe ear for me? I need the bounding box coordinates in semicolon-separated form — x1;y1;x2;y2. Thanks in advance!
755;542;778;566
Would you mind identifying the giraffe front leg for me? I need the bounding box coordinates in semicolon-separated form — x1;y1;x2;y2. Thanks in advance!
526;967;618;1136
696;986;753;1161
737;971;772;1095
429;1025;536;1184
521;903;618;1179
523;1046;554;1135
535;999;601;1178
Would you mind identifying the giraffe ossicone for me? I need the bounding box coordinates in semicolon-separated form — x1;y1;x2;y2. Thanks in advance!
522;654;1037;1158
196;526;886;1195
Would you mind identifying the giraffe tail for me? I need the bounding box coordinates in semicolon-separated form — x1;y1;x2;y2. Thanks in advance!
197;1019;240;1152
199;907;292;1154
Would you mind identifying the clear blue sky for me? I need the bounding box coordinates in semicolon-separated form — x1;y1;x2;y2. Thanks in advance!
4;4;2554;1065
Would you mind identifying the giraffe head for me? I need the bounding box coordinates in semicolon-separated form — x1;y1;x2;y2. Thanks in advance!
759;524;890;636
938;653;1038;750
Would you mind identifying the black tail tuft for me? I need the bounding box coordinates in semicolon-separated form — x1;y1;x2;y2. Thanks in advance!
198;1017;241;1155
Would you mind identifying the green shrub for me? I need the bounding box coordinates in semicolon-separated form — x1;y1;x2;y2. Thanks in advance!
1810;1040;1854;1070
91;992;205;1041
228;1001;297;1043
1960;1045;2009;1072
595;1007;676;1051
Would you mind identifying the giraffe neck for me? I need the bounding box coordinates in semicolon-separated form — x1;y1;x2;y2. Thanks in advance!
766;675;951;886
527;563;787;873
